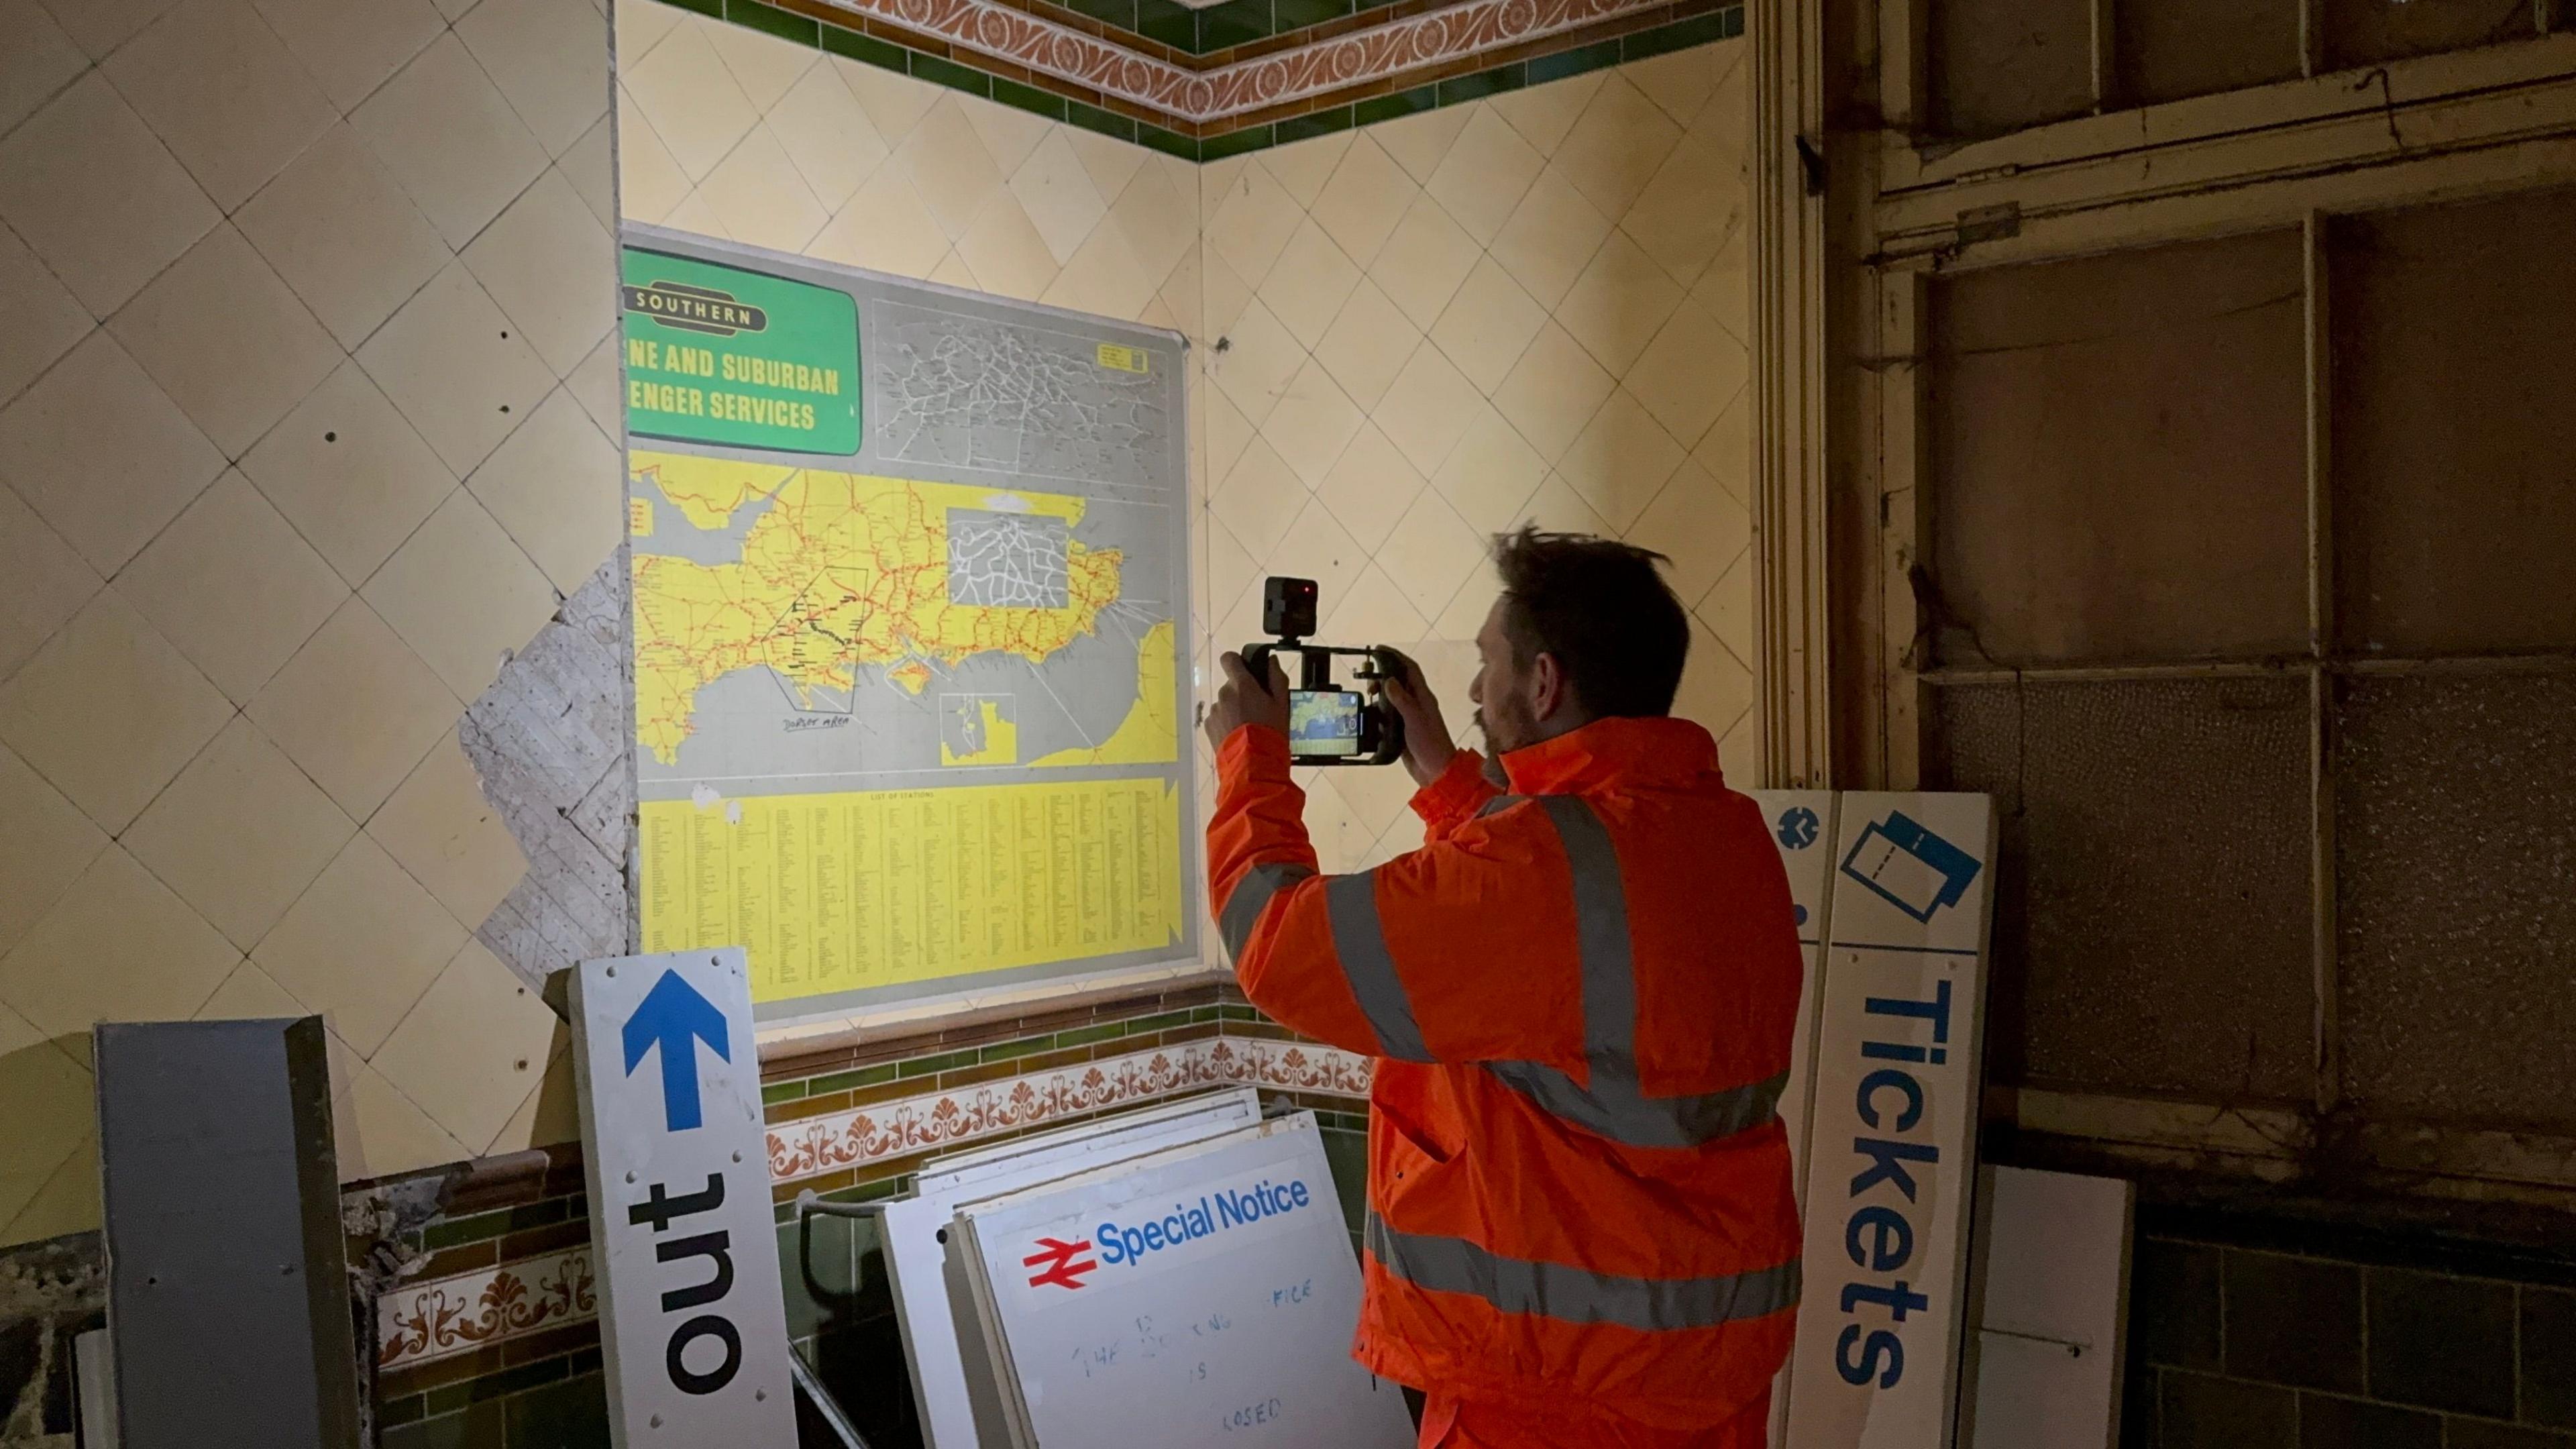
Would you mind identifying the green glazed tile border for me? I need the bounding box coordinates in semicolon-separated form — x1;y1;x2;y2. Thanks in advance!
1271;0;1352;34
1527;36;1621;84
726;0;818;45
896;1046;982;1078
979;1033;1066;1063
1200;123;1273;160
1438;62;1524;105
1275;105;1352;142
1067;99;1138;142
993;76;1071;121
1137;125;1202;162
1197;1;1274;49
908;52;996;98
1135;0;1199;50
808;1061;901;1095
1064;0;1138;28
818;23;908;69
423;1354;569;1416
1052;1020;1129;1048
670;0;1743;166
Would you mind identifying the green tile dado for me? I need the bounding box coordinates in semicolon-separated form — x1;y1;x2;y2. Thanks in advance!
675;0;1744;165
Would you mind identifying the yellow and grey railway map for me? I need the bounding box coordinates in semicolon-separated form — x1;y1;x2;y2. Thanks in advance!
621;227;1193;1016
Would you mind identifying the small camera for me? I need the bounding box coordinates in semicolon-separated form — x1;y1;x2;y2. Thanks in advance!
1244;577;1405;767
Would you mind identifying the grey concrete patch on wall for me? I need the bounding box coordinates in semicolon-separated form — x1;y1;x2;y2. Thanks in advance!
460;553;637;995
0;1232;103;1445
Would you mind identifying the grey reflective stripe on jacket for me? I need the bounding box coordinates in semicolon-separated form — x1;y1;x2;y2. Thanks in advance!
1365;1214;1800;1332
1220;860;1432;1062
1325;872;1432;1061
1482;793;1788;1148
1229;794;1789;1136
1218;861;1312;963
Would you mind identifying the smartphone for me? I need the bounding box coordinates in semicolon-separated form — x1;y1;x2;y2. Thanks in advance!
1287;688;1366;759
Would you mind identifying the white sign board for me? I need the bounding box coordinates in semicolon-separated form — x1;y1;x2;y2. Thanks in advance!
569;949;796;1446
1785;794;1996;1449
1967;1167;2133;1449
952;1115;1414;1449
883;1089;1265;1449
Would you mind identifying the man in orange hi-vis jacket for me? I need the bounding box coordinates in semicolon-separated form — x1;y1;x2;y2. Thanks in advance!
1202;527;1804;1449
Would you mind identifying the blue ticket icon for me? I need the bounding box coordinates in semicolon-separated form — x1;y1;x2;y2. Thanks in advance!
1839;812;1981;923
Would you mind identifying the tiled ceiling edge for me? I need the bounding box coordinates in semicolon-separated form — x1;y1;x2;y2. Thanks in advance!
806;0;1666;120
1224;0;1735;138
741;0;1739;142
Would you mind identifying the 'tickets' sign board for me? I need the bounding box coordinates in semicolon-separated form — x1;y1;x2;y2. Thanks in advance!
1784;794;1996;1449
621;247;861;455
569;949;797;1446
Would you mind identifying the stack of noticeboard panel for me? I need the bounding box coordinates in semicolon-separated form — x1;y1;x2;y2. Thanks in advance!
1750;792;2131;1449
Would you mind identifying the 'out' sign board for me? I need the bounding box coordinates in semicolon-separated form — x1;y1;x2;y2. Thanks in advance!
1784;794;1996;1449
569;949;796;1446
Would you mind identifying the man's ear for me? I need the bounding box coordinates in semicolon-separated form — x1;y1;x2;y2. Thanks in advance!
1529;652;1570;722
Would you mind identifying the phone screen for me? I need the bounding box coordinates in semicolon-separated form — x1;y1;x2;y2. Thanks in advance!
1287;689;1364;757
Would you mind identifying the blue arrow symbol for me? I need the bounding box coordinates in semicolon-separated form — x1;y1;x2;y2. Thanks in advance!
623;969;730;1132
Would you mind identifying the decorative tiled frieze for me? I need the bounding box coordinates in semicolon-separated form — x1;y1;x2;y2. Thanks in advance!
767;1036;1373;1181
377;1032;1373;1371
807;0;1671;120
378;1249;598;1370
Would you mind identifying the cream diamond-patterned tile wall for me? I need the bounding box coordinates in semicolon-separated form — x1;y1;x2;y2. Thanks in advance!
1193;44;1759;875
0;0;621;1245
624;10;1759;891
0;0;1756;1250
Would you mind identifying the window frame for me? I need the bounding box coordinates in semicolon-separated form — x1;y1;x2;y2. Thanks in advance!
1756;0;2576;1209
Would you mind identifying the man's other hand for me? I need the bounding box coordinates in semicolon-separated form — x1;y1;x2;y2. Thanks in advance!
1377;648;1458;788
1205;650;1289;754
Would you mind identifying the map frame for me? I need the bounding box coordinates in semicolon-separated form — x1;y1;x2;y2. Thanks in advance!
618;223;1201;1024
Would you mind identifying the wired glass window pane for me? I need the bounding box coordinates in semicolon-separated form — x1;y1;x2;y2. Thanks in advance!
1929;676;2316;1102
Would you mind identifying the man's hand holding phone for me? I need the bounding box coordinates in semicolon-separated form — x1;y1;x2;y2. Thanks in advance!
1375;648;1458;789
1203;650;1289;755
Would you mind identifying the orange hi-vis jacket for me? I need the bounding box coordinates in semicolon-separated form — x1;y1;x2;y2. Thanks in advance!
1208;715;1805;1432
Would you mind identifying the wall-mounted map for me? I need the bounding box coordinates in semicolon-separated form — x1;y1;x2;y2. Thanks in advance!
620;227;1194;1020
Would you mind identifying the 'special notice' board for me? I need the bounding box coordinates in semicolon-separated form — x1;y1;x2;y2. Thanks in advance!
951;1114;1415;1449
619;225;1197;1020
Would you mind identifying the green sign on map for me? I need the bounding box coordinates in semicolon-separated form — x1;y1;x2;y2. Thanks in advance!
621;247;860;455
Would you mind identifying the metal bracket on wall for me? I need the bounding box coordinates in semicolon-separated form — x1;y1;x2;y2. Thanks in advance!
1954;203;2023;249
1796;135;1827;196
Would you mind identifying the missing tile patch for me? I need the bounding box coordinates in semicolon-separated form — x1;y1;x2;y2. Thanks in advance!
457;554;636;998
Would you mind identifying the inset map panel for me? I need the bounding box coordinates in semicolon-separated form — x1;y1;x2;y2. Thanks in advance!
871;301;1171;490
948;510;1070;608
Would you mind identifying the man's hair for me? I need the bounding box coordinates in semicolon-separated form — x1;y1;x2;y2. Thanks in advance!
1491;526;1690;718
